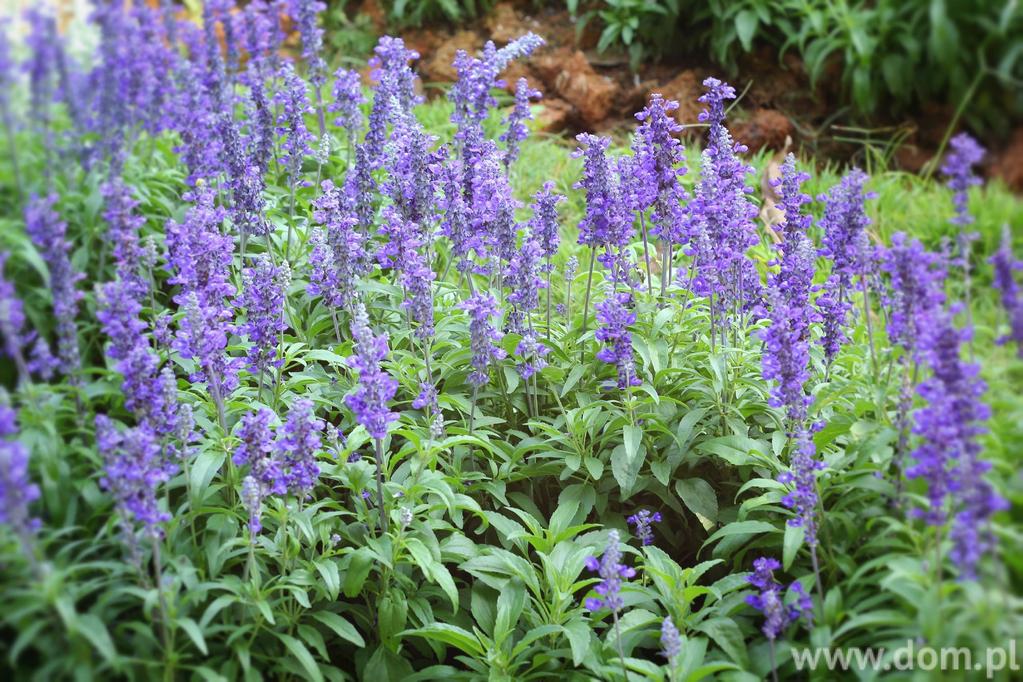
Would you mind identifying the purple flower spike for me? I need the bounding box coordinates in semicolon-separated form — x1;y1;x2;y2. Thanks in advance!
595;291;642;391
238;254;290;378
329;67;365;134
990;227;1023;357
279;399;324;496
942;133;984;227
633;94;689;247
778;429;825;547
626;509;662;546
584;529;635;613
500;77;541;166
241;475;263;535
97;416;175;535
234;408;286;495
346;303;399;440
0;406;41;554
462;292;506;388
25;194;83;379
745;556;812;640
660;616;681;660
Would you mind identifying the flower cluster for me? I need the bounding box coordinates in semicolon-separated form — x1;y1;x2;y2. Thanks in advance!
632;94;689;247
238;254;291;378
745;557;812;640
595;291;642;391
0;406;41;557
462;292;506;389
96;415;175;535
25;194;83;379
941;133;984;227
990;227;1023;357
584;529;636;613
500;77;541;166
627;509;662;546
346;303;398;440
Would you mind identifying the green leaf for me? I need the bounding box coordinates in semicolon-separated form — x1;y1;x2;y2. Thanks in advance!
75;614;117;663
177;617;208;655
735;10;758;51
190;450;225;505
783;523;805;571
311;611;365;648
695;617;749;669
315;559;340;600
402;623;484;657
561;618;592;666
611;442;643;496
494;580;525;645
675;478;718;529
343;547;375;598
703;520;778;547
275;633;324;682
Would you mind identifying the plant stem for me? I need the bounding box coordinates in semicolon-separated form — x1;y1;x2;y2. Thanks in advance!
151;536;173;680
860;275;878;377
638;213;653;296
769;638;779;682
373;438;388;534
580;247;597;359
612;608;628;681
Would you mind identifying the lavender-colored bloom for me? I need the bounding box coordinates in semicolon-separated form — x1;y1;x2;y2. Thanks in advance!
279;399;324;495
399;505;413;529
0;253;37;383
166;186;241;398
329;68;364;134
412;382;438;411
574;133;630;251
584;529;636;612
289;0;326;85
595;291;642;390
241;475;263;535
365;36;421;165
778;428;824;547
942;133;984;227
626;509;662;546
816;170;874;360
385;110;439;224
990;227;1023;356
274;62;315;189
234;408;287;495
633;94;689;245
500;77;541;166
514;330;549;380
506;233;545;333
438;156;476;274
102;177;149;295
308;179;370;310
745;556;812;640
686;78;760;317
660;616;681;660
470;140;520;272
97;416;174;535
462;292;506;388
775;155;812;244
346;303;399;440
25;194;82;379
238;255;290;376
879;233;947;361
0;406;41;550
529;182;564;263
908;310;1006;578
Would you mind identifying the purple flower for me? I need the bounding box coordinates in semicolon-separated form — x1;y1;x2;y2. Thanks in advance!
942;133;984;227
234;408;287;495
595;291;642;390
25;194;83;379
238;254;290;377
745;556;812;640
365;36;421;165
102;177;149;295
529;182;564;263
908;309;1006;578
0;253;40;384
686;79;760;317
279;399;324;496
437;156;476;274
514;330;549;380
879;233;947;362
778;428;824;547
584;529;636;613
470;140;520;272
241;474;263;535
660;616;681;660
288;0;326;85
500;77;541;166
574;133;630;251
462;292;506;388
274;61;315;190
0;406;41;551
990;227;1023;357
632;94;689;246
384;110;439;224
97;416;175;535
329;67;365;134
816;169;874;361
307;179;370;311
506;233;545;334
626;509;662;546
346;303;398;440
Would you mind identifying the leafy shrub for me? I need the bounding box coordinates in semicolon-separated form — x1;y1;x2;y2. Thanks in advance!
0;3;1021;681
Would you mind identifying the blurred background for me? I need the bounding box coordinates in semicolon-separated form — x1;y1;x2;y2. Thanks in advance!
4;0;1022;188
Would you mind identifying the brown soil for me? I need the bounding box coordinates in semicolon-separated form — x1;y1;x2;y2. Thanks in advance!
347;0;1017;188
